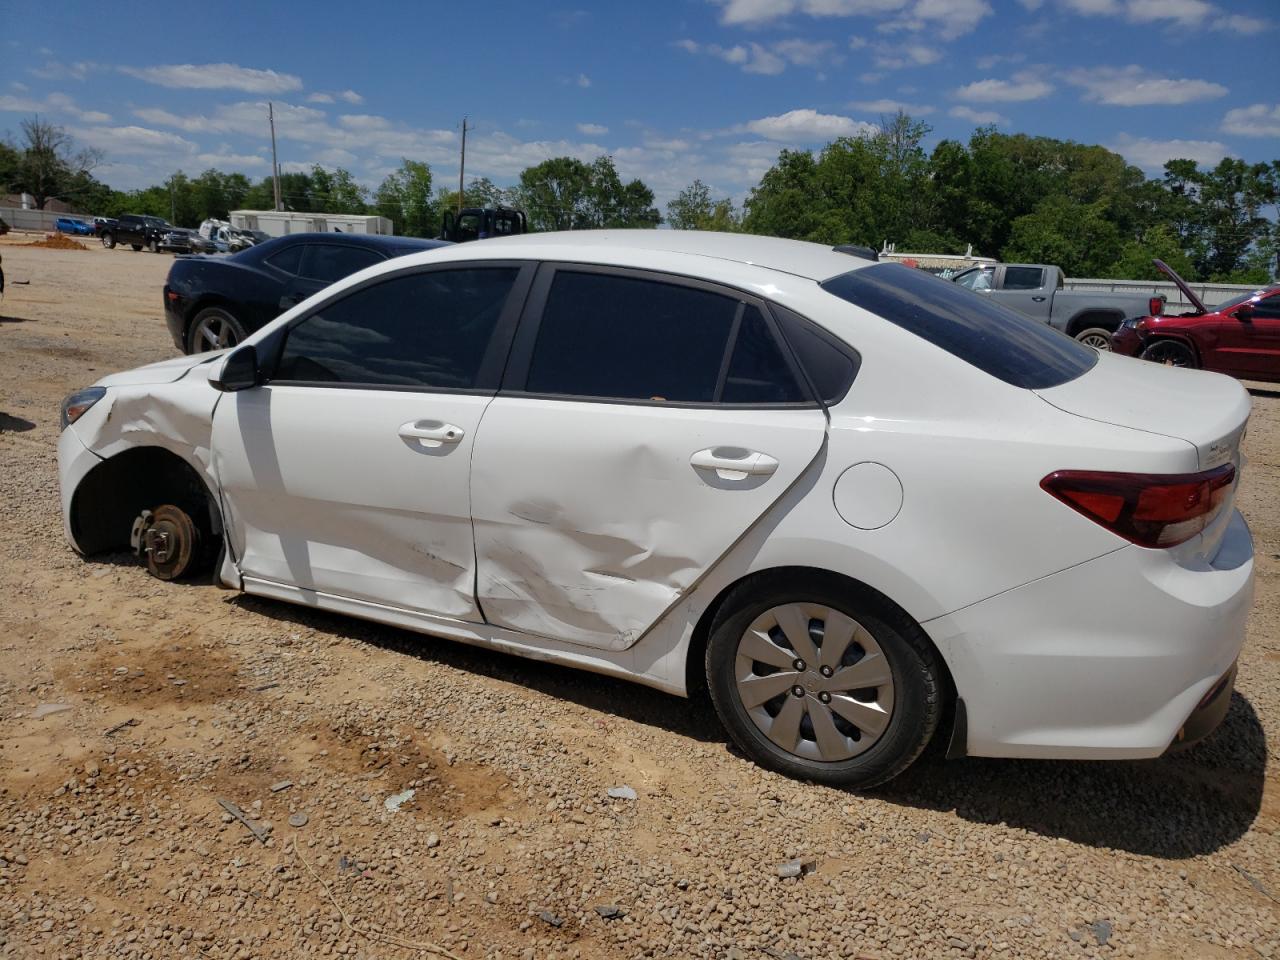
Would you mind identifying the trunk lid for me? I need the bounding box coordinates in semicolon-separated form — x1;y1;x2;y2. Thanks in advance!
1036;352;1251;560
1035;351;1251;471
1153;258;1207;315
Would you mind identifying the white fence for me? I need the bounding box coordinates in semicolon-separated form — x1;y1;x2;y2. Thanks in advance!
0;206;86;233
1063;276;1258;310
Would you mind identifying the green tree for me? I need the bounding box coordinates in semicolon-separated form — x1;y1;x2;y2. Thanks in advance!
374;159;436;236
1003;196;1123;276
668;179;740;231
11;115;104;209
309;165;368;214
517;155;660;231
1107;224;1197;281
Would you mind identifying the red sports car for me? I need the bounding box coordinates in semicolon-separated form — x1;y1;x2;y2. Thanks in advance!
1110;259;1280;383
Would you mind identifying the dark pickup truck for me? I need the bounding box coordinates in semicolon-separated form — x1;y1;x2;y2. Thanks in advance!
102;214;171;253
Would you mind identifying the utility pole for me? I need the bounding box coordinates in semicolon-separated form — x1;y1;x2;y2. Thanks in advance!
169;177;175;223
269;102;282;211
457;117;468;215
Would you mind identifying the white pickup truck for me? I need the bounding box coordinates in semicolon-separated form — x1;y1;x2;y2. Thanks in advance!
951;263;1161;350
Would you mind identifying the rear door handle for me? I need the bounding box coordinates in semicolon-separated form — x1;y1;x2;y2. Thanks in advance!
1031;296;1046;302
399;420;465;446
691;447;779;480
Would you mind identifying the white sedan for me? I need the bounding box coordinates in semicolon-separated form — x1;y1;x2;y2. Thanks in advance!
57;231;1254;787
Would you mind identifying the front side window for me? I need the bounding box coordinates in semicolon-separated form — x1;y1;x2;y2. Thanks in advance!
1003;266;1045;290
1252;294;1280;320
822;263;1097;389
300;244;384;283
265;244;305;276
523;271;806;405
955;267;993;292
275;267;520;389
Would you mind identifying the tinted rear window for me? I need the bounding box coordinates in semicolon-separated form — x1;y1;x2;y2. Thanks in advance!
820;263;1097;389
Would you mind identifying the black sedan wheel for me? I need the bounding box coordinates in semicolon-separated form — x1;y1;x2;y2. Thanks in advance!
1140;339;1197;368
102;233;116;249
187;307;247;354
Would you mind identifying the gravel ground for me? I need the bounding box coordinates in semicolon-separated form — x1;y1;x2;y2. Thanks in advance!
0;235;1277;960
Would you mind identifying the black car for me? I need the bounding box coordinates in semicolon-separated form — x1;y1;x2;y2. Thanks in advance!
164;232;449;354
103;214;170;252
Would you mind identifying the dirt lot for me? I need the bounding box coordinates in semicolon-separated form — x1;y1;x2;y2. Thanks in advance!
0;234;1277;960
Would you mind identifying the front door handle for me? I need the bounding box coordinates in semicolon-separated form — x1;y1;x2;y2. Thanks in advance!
1031;296;1046;302
691;447;779;480
399;420;465;446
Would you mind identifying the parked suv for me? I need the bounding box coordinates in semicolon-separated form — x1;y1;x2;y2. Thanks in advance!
102;214;170;253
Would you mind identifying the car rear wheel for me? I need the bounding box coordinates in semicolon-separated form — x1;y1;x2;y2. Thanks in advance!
1074;327;1114;351
706;572;943;788
130;244;142;251
187;307;247;354
102;233;116;249
1140;339;1197;368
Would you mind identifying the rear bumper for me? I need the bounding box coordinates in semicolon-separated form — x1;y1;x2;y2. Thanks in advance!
928;508;1254;759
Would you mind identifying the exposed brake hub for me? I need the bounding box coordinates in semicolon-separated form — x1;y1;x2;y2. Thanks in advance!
130;505;198;580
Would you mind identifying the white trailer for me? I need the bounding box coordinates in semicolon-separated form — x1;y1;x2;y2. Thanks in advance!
228;210;394;237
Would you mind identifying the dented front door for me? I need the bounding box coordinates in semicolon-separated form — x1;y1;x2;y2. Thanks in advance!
469;399;827;650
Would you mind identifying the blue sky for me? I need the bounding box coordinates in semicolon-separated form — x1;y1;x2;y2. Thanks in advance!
2;0;1278;210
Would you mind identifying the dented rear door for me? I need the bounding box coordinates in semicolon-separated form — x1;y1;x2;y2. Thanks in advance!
469;264;828;651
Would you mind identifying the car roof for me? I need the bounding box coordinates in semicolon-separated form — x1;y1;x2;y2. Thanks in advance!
260;232;447;251
457;230;873;281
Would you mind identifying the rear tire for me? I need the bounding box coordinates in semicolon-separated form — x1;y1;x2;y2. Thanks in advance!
186;307;247;354
1140;339;1197;368
130;244;142;251
1074;326;1114;351
705;571;943;788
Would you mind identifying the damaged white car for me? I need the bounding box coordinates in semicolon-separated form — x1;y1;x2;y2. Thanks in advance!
58;231;1254;787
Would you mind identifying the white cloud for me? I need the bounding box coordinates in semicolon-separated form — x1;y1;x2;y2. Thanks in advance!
1064;66;1226;106
773;38;837;66
716;0;911;25
577;122;609;136
338;114;391;131
0;91;112;123
1057;0;1269;30
880;0;992;38
196;151;268;169
949;105;1009;124
307;92;335;104
976;52;1025;70
74;124;197;155
29;60;98;81
674;38;701;53
706;42;786;74
338;89;364;104
120;63;303;93
576;73;592;88
873;43;941;69
952;71;1053;102
850;98;934;115
1107;132;1229;171
746;108;876;140
1221;103;1280;138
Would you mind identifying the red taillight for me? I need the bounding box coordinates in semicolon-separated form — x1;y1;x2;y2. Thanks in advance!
1148;297;1163;316
1041;465;1235;548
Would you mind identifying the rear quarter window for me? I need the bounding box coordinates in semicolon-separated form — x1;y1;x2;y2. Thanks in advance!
821;263;1097;389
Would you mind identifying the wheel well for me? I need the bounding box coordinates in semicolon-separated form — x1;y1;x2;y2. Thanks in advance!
1066;311;1123;337
1142;334;1201;365
70;446;221;555
683;566;955;714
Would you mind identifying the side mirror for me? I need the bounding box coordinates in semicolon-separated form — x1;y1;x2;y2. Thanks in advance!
1236;303;1254;323
211;344;260;392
